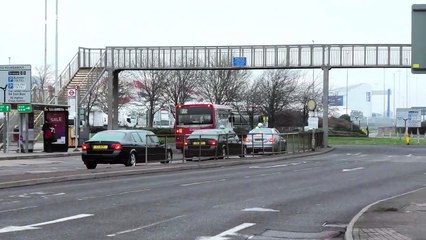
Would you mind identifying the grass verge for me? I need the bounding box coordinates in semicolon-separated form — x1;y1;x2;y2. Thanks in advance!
329;136;425;145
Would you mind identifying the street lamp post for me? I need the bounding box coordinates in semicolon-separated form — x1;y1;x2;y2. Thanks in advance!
312;40;315;94
405;58;409;108
1;84;7;153
54;0;59;105
44;0;48;82
393;73;396;118
345;52;349;115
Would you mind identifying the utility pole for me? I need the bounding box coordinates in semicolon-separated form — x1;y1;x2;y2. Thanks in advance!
54;0;59;105
312;40;315;94
44;0;48;88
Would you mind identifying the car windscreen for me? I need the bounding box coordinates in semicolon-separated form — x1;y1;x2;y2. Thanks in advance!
249;128;273;134
90;131;126;141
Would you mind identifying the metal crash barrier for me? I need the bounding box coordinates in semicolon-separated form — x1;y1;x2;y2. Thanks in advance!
141;131;324;165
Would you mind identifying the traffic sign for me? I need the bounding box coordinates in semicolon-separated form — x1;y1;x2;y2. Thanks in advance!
233;57;247;67
68;89;76;97
0;65;32;103
0;104;11;112
17;104;32;113
396;108;421;127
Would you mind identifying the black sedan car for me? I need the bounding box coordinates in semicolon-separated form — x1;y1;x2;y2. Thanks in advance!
82;130;173;169
184;129;244;160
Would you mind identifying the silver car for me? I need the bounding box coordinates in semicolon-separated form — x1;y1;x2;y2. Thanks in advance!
243;127;287;153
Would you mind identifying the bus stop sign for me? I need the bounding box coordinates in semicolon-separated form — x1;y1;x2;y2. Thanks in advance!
412;4;426;74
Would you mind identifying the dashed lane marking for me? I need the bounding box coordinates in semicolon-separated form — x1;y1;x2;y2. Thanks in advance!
106;215;186;237
181;179;227;187
342;167;364;172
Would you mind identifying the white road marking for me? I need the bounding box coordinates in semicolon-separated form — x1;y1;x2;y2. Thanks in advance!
181;179;227;187
406;154;413;157
322;222;347;228
293;166;321;172
242;207;280;212
0;214;93;233
249;164;288;169
197;223;256;240
255;172;281;177
106;215;186;237
77;189;150;200
342;167;364;172
346;152;362;156
0;206;38;213
52;193;66;196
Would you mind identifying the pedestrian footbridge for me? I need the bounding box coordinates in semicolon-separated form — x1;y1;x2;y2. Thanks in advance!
40;44;412;147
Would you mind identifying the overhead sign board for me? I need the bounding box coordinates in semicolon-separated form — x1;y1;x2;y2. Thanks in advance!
0;65;32;103
412;4;426;74
396;108;421;127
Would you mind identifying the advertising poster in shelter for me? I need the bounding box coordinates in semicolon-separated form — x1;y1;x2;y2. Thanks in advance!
45;111;69;152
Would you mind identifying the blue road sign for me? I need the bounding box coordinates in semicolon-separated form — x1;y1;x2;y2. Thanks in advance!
8;83;13;89
328;95;344;106
233;57;247;67
8;76;13;82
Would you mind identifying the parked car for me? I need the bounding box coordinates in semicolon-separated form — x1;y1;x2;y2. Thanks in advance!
81;130;173;169
184;129;244;160
243;127;287;153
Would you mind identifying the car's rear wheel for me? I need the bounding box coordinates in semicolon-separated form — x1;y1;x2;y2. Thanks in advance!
221;147;226;159
161;150;172;164
125;152;137;167
239;146;247;158
85;162;97;169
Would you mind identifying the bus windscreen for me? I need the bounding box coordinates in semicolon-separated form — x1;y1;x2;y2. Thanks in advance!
177;107;213;125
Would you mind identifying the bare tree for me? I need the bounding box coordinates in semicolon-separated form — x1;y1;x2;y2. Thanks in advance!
95;75;135;114
81;76;106;126
126;70;168;128
197;59;250;105
163;69;201;117
294;76;323;127
251;69;300;127
33;65;53;102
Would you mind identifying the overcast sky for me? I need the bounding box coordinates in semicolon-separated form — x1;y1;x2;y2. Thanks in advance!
0;0;425;115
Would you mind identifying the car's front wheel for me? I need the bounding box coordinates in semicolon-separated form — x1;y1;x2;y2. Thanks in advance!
85;162;97;169
125;152;137;167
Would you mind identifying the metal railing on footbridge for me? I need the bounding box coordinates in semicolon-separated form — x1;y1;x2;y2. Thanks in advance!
103;44;411;70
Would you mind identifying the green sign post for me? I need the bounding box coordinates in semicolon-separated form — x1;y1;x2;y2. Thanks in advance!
17;104;32;113
0;104;11;113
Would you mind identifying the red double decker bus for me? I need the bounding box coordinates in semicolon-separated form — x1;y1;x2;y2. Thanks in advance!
175;103;233;150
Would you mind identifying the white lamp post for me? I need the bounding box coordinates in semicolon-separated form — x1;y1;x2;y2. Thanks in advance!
54;0;59;105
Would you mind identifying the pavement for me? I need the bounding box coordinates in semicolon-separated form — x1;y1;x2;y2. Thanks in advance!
0;143;425;239
346;187;426;240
